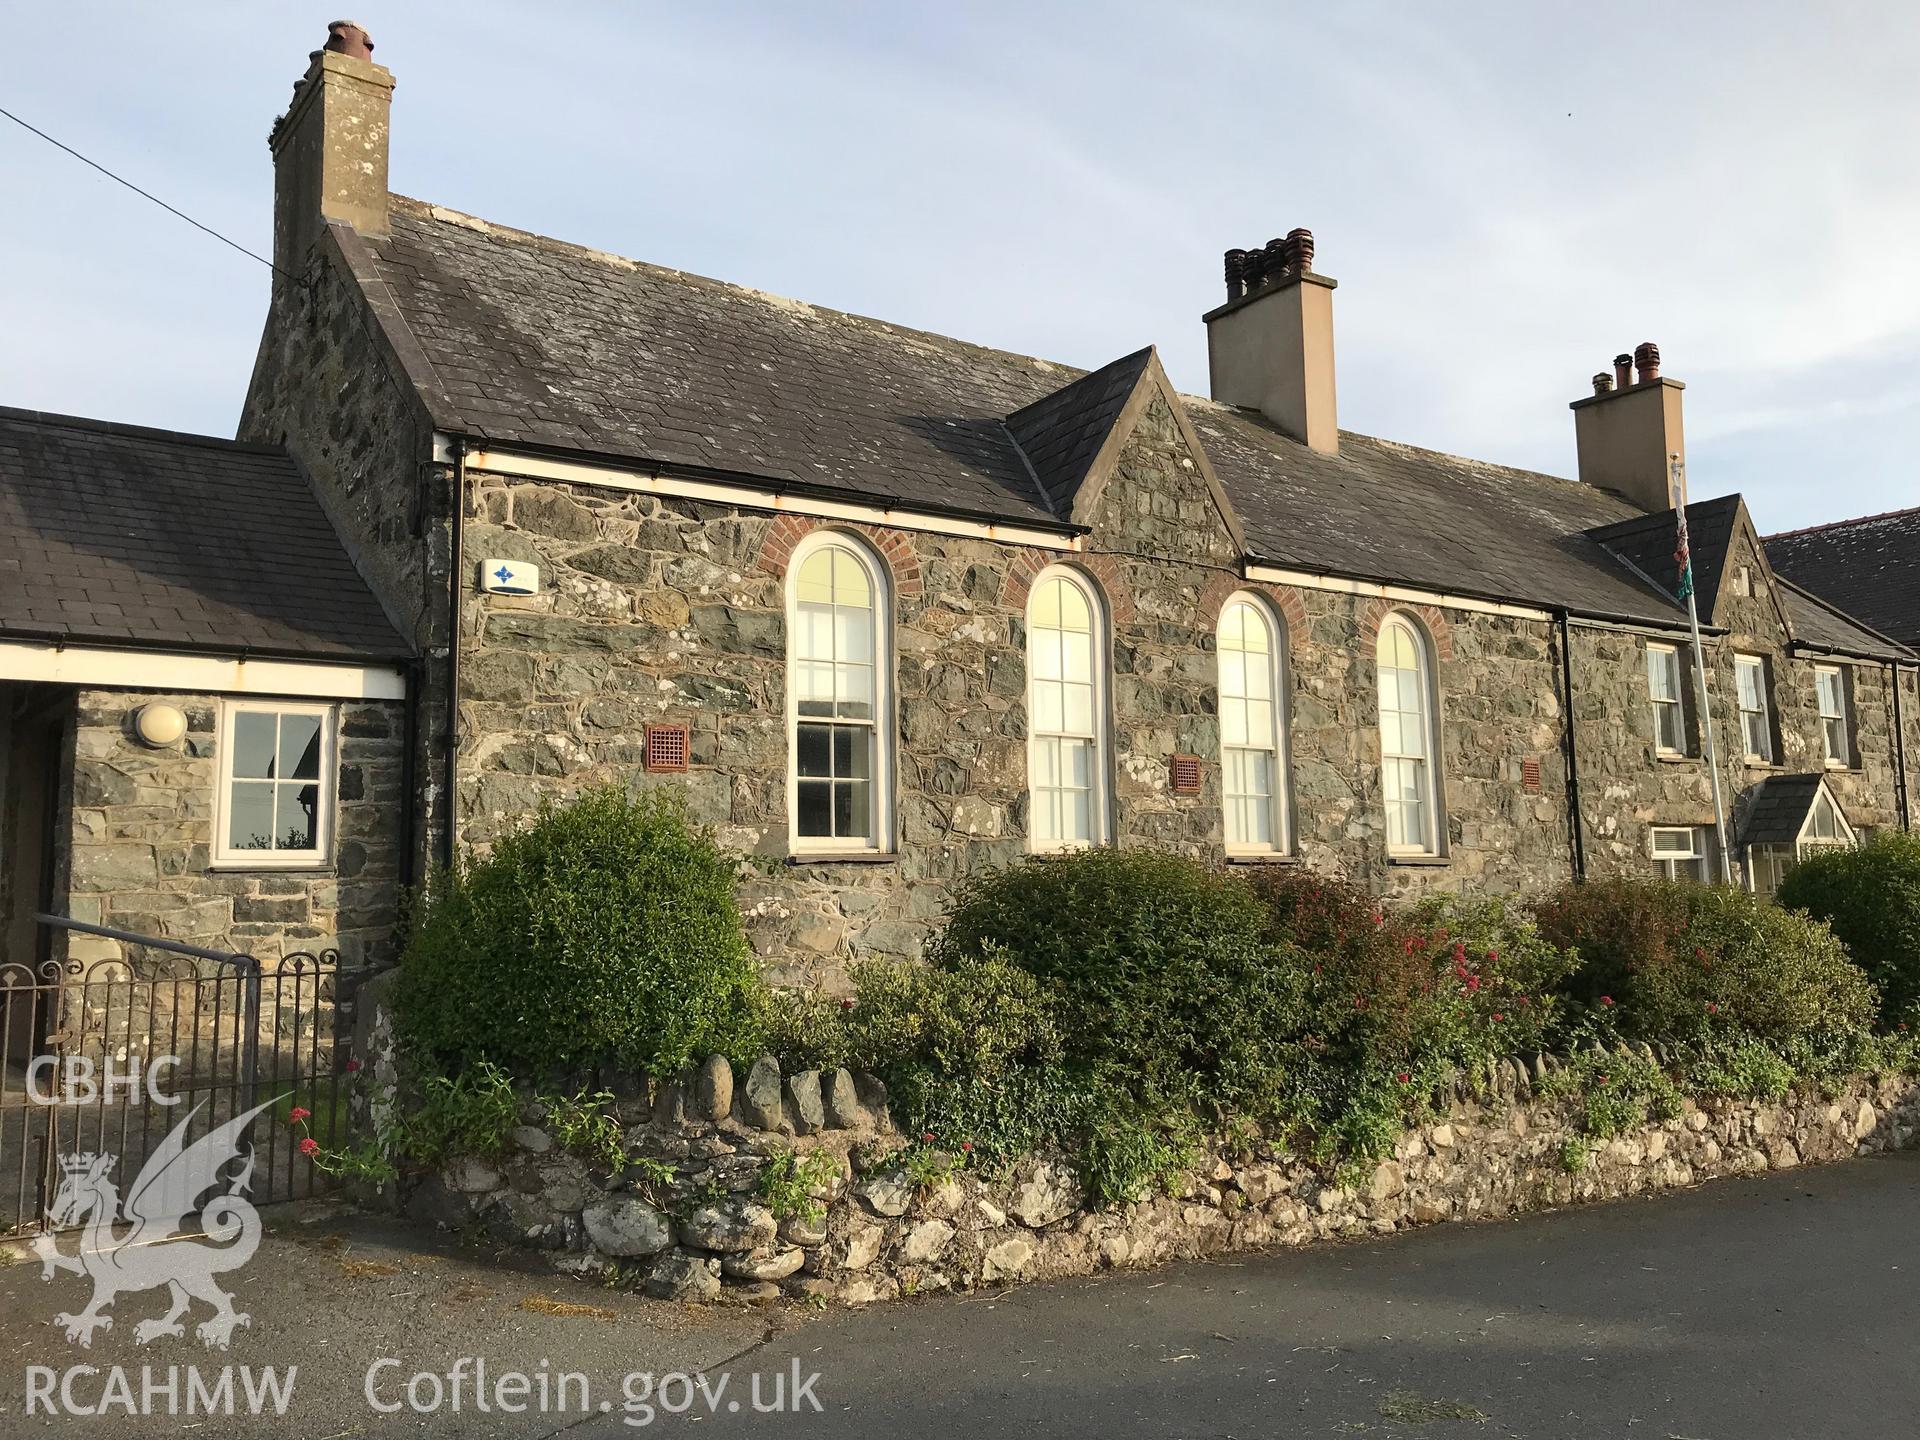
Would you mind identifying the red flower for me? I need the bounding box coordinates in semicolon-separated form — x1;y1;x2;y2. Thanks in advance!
1396;1072;1411;1084
1371;913;1384;927
287;1106;311;1124
961;1141;974;1152
298;1137;320;1157
1491;1012;1504;1022
1598;1074;1609;1085
344;1058;362;1075
1599;995;1614;1007
1900;1023;1910;1032
1707;1001;1719;1014
841;998;855;1011
1465;976;1481;992
922;1132;936;1144
1486;950;1499;963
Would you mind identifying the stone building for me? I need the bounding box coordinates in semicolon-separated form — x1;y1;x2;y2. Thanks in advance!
9;25;1913;999
0;405;410;1051
224;23;1917;985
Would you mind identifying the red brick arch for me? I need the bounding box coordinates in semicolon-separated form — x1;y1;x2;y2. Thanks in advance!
1357;600;1455;661
1199;575;1309;656
999;550;1136;624
752;514;923;597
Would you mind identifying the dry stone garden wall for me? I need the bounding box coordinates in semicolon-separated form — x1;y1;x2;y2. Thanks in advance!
383;1042;1920;1307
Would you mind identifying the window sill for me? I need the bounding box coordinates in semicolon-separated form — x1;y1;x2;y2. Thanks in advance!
1654;751;1697;764
1741;759;1781;771
1387;853;1450;868
785;852;898;866
208;859;334;874
1225;852;1300;866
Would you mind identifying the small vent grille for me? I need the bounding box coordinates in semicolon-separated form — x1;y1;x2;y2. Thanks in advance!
1170;754;1203;795
644;724;690;773
1521;756;1542;793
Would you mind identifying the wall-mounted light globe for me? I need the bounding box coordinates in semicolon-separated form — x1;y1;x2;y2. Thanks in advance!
133;702;187;748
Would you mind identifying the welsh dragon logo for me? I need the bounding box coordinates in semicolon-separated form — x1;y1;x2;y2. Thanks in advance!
29;1096;280;1349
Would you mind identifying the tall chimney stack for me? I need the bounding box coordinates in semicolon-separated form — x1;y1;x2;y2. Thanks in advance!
1202;228;1338;454
1569;341;1685;513
268;21;393;283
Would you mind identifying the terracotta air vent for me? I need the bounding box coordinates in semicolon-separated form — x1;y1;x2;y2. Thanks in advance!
644;724;690;773
1521;756;1543;793
1170;754;1203;795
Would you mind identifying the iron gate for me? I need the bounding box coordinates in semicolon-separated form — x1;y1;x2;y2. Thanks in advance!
1;916;346;1237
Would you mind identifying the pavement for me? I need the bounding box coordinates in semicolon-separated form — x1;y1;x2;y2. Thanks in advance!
3;1153;1917;1438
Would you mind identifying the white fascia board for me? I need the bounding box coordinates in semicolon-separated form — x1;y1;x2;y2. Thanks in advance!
1242;565;1552;621
0;641;406;701
463;447;1081;552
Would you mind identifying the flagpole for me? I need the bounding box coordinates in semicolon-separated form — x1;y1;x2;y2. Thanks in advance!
1671;453;1734;883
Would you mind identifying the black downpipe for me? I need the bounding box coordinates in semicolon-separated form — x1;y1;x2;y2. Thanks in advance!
440;441;468;873
1556;608;1587;881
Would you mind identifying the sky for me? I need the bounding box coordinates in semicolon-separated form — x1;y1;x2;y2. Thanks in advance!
3;2;1916;532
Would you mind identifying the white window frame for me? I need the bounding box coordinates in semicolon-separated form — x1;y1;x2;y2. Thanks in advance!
1646;642;1686;755
211;700;337;869
1217;593;1290;855
1649;825;1709;882
1815;665;1852;769
1026;566;1110;853
1377;612;1443;857
785;531;894;855
1734;653;1774;762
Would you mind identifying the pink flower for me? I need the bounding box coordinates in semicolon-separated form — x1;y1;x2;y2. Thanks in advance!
1465;976;1481;992
1491;1012;1504;1022
1599;995;1614;1007
922;1132;936;1144
961;1141;974;1153
1707;1001;1719;1014
344;1058;362;1075
1396;1072;1411;1084
287;1106;311;1124
298;1137;320;1157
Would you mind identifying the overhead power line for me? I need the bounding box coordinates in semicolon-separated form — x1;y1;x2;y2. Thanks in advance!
0;103;290;278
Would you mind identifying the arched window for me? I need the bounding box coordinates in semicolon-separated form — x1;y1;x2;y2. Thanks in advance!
1218;594;1288;853
1027;567;1108;850
1377;613;1440;855
788;533;891;851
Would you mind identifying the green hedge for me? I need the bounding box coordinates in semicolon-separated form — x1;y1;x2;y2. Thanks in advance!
1532;877;1876;1046
394;786;760;1077
1777;832;1920;1018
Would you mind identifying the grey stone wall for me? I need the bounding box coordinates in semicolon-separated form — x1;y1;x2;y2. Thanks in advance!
395;1041;1920;1307
239;238;445;875
58;689;406;968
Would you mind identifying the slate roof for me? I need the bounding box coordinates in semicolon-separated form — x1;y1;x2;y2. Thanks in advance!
343;199;1902;650
0;408;409;662
1736;773;1827;847
1766;507;1920;651
1586;497;1742;620
1004;348;1154;517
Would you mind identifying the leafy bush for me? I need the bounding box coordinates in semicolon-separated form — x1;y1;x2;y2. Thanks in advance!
1534;1049;1683;1139
395;787;761;1077
1534;877;1875;1047
399;1062;520;1164
929;849;1306;1119
1252;876;1574;1075
1777;832;1920;1018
